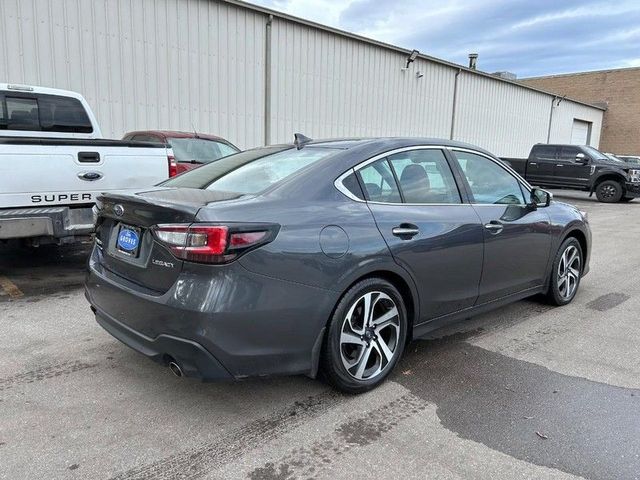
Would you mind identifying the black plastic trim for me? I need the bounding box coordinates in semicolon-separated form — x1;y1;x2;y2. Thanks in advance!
0;136;166;148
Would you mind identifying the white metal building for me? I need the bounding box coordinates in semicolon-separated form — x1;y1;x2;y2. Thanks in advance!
0;0;605;157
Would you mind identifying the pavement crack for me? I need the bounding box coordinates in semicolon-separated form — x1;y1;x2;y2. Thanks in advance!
109;390;345;480
247;393;428;480
0;360;97;392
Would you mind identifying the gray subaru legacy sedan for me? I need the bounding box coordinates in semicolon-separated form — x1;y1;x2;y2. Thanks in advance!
85;136;591;393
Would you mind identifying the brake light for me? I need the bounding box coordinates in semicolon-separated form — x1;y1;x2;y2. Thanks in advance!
230;231;267;247
153;224;276;264
168;155;178;177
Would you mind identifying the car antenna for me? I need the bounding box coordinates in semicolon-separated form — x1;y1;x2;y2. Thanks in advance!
294;133;312;150
191;122;200;139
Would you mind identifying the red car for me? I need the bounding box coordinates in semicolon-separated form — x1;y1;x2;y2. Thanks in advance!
122;130;239;176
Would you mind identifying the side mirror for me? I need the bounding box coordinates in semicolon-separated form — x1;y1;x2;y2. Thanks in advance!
574;153;589;165
530;187;552;207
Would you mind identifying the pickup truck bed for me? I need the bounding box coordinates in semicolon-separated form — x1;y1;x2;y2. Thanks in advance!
0;137;170;244
0;83;173;245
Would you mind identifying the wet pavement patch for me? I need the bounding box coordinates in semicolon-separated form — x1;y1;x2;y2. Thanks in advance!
0;243;91;301
586;292;630;312
394;339;640;480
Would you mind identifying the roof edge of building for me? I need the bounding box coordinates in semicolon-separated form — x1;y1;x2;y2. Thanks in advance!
521;65;640;81
228;0;606;111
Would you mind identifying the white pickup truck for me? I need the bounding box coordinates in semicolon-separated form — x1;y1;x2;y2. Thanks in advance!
0;83;175;246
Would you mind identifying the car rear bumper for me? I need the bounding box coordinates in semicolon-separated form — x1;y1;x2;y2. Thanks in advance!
0;206;94;241
93;305;233;380
84;246;337;380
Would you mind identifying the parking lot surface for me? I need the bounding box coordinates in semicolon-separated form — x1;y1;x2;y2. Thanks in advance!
1;190;639;480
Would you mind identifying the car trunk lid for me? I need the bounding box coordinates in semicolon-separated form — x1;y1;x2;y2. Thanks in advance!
95;187;243;292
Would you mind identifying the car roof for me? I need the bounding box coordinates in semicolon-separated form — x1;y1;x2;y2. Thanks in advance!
534;144;587;148
125;130;235;144
270;137;496;156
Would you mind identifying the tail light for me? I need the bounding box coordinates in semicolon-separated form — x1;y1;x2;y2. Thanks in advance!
152;224;277;264
168;155;178;177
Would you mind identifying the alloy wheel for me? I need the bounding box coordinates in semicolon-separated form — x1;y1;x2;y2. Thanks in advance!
339;291;400;380
599;184;617;199
557;245;581;300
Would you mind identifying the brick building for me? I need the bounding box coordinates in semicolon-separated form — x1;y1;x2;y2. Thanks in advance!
521;67;640;155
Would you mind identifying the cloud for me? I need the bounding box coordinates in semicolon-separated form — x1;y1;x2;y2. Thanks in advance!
248;0;640;77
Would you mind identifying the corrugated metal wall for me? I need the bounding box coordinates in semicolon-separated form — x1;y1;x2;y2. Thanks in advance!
454;72;552;158
0;0;604;156
0;0;266;148
269;17;455;143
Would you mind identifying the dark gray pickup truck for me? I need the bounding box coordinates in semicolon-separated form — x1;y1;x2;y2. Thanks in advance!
503;144;640;203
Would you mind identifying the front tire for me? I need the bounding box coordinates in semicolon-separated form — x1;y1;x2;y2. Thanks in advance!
595;180;623;203
321;278;407;394
546;238;583;306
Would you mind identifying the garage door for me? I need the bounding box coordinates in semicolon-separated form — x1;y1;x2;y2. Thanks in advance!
571;120;591;145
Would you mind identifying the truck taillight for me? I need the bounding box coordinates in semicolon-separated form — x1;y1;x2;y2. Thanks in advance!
168;155;178;177
152;224;277;264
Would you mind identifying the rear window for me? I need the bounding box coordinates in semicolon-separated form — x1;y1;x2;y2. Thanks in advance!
161;146;338;194
167;138;239;163
5;97;38;130
1;93;93;133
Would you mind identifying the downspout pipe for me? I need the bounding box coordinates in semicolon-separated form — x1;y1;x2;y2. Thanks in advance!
264;14;273;146
546;96;556;143
450;68;461;140
547;95;565;143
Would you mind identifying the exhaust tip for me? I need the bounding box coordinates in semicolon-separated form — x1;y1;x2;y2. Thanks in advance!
168;361;183;378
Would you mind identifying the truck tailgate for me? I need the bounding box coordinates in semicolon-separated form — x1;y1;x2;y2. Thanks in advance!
0;138;169;209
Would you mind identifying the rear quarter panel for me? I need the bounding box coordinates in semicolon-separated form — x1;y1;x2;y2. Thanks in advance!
194;194;398;291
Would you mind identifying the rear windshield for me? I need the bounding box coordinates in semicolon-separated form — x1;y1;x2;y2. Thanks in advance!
160;146;338;194
0;93;93;133
167;138;239;163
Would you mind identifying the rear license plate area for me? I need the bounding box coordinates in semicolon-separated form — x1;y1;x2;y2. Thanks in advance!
115;224;142;257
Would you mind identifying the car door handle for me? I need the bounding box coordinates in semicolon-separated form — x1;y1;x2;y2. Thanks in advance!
392;224;419;239
556;164;564;167
484;221;504;234
529;162;537;166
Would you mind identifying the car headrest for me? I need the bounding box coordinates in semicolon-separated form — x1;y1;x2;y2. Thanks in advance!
400;164;430;190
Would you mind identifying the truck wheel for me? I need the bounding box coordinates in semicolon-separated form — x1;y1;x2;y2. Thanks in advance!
595;180;623;203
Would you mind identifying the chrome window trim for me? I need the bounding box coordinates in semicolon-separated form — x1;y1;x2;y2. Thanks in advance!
333;145;465;206
334;144;537;207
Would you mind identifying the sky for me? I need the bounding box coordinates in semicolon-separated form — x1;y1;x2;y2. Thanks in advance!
250;0;640;78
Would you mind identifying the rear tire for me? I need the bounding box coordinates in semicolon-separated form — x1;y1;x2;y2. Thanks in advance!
321;278;407;394
546;237;583;306
595;180;623;203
